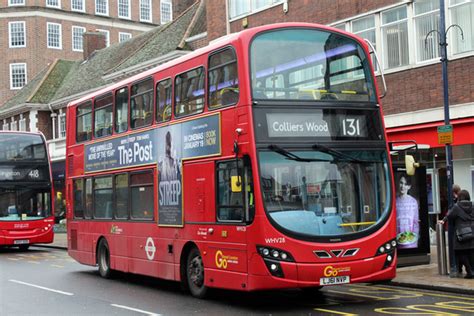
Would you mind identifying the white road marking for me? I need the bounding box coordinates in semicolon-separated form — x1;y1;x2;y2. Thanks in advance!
111;304;161;315
9;279;74;296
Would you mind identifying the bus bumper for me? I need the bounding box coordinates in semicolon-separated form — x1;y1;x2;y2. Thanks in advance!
246;252;397;291
0;227;54;246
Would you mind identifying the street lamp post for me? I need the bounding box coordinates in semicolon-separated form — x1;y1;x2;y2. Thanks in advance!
434;0;463;277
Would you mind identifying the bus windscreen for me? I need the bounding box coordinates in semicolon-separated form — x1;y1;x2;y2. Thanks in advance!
0;134;47;162
250;28;376;102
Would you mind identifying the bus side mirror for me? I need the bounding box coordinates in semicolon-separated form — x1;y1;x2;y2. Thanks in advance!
231;176;242;192
405;155;420;176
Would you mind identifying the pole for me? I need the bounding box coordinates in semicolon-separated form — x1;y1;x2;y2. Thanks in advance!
439;0;456;276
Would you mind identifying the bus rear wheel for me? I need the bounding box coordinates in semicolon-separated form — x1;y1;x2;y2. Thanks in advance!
186;247;208;298
97;239;113;278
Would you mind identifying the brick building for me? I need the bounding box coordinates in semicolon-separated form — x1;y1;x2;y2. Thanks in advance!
204;0;474;223
0;0;195;105
0;0;206;219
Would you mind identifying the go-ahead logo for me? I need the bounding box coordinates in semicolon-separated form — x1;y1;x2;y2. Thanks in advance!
215;250;239;269
323;265;351;277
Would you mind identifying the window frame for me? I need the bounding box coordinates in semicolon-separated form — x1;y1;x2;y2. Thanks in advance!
8;21;26;48
58;111;66;138
8;0;25;6
47;22;62;50
140;0;152;23
215;159;249;223
228;0;284;20
130;170;155;220
174;66;206;118
119;32;132;43
95;0;109;16
93;176;113;219
208;47;239;109
114;86;129;134
72;26;86;52
9;63;27;90
46;0;61;9
160;0;173;24
76;100;93;143
380;5;409;70
155;78;173;123
413;0;440;63
130;77;154;130
118;0;131;19
448;0;474;55
94;93;114;139
71;0;85;12
114;173;130;219
73;178;85;218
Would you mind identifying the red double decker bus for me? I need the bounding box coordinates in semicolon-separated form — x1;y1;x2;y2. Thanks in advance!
66;23;396;297
0;131;54;250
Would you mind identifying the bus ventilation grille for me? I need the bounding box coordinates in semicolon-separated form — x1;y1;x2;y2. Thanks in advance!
70;229;77;250
313;248;359;258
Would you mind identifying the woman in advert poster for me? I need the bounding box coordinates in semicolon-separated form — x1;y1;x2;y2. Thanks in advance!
396;175;420;249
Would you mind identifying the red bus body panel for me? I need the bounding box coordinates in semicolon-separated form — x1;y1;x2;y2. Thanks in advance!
66;22;396;292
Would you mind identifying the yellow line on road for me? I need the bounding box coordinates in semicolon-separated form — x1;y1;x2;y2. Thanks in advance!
313;308;358;315
51;264;64;268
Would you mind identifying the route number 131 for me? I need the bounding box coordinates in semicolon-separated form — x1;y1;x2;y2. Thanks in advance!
342;118;361;136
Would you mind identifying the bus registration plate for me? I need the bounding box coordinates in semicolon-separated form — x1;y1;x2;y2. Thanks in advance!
320;276;350;285
14;239;29;245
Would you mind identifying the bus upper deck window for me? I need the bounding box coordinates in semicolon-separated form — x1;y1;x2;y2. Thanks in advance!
115;87;129;134
130;78;154;129
156;79;172;123
175;67;205;117
208;48;239;109
94;93;113;139
76;101;92;143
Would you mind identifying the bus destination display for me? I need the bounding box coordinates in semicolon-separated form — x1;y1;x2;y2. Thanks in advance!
253;108;382;142
0;165;48;181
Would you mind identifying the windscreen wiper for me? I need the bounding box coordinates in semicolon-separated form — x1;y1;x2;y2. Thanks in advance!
268;145;329;162
312;144;370;163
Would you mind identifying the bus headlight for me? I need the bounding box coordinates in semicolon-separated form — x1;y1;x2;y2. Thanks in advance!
257;246;294;262
375;239;397;269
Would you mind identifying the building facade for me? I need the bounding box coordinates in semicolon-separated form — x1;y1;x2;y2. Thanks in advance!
0;0;195;105
0;0;205;220
205;0;474;225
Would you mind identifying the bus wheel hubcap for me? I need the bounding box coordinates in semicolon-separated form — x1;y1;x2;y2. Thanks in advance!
189;256;203;287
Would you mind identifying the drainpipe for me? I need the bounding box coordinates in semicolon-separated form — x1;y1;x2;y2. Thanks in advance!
48;104;57;140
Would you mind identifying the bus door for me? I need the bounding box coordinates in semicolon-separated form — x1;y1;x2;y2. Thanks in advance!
206;159;252;281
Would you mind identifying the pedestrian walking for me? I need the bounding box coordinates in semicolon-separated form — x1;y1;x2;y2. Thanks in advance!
440;190;474;278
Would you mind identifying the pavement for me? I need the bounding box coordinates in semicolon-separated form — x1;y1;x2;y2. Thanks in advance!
38;232;474;295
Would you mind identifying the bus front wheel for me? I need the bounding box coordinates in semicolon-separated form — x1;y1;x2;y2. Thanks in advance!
97;239;113;278
186;247;208;298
